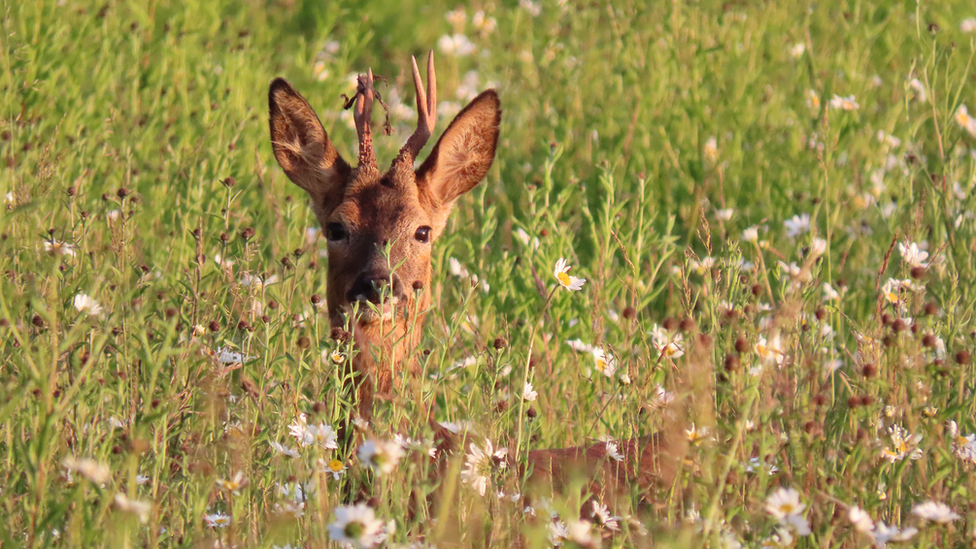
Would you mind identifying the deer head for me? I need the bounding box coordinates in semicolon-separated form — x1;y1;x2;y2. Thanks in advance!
268;52;500;412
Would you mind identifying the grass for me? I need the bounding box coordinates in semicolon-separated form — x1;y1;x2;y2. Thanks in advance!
2;0;976;547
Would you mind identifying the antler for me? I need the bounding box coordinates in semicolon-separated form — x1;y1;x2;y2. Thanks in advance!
354;68;378;173
394;51;437;168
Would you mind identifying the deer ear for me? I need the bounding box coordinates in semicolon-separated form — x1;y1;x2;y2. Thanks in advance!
269;78;351;208
416;90;500;217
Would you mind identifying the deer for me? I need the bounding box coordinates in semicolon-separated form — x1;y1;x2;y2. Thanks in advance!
268;51;687;515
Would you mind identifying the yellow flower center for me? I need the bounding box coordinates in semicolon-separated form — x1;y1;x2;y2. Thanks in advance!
664;346;676;356
328;459;344;472
557;272;571;286
595;358;606;371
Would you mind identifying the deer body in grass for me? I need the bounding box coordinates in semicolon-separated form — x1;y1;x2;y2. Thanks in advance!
268;53;685;505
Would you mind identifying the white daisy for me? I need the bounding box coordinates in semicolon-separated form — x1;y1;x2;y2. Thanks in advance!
73;294;103;316
650;324;684;358
912;501;960;523
848;505;874;533
62;457;111;485
783;214;811;238
357;440;404;475
461;438;508;496
327;504;390;549
114;493;151;523
554;258;586;291
204;512;231;528
898;241;929;268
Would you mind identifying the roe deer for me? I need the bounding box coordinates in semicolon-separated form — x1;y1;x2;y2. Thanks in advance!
268;52;686;508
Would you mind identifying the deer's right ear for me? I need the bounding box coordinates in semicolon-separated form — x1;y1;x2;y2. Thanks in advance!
269;78;351;205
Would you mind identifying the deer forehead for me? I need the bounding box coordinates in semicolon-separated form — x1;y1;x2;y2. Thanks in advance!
334;180;430;235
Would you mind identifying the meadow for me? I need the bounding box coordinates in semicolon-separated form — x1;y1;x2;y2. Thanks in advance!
3;0;976;547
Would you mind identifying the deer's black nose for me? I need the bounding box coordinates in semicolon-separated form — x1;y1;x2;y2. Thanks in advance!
347;271;394;304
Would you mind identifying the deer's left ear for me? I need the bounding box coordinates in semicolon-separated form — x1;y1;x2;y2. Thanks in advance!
416;90;500;227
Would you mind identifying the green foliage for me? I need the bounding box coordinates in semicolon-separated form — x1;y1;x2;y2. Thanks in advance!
2;0;976;547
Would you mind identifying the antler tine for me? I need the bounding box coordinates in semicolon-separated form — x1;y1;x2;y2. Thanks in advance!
395;51;437;167
354;68;378;172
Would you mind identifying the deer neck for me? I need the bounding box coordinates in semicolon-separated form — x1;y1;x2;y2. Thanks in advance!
340;295;429;417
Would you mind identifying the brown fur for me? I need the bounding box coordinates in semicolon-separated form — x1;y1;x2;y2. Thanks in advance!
269;55;685;510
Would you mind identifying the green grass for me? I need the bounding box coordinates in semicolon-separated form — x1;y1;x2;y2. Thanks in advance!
3;0;976;547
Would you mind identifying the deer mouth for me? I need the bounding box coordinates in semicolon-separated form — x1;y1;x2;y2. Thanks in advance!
344;295;402;325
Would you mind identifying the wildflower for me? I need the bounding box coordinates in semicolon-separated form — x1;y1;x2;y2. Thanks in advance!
765;487;811;535
605;441;624;462
548;520;570;546
755;335;786;366
908;78;927;103
357;440;404;475
394;433;437;458
566;339;594;353
44;240;76;257
461;438;508;496
320;458;347;480
912;501;960;523
565;520;597;547
269;441;300;458
63;457;111;485
73;294;103;316
328;348;346;365
650;384;675;408
216;471;245;495
513;228;539;249
898;242;929;267
790;43;806;58
805;89;821;110
880;424;923;462
762;529;794;549
742;226;759;242
289;414;339;450
809;238;827;257
204;512;232;528
848;505;874;533
215;347;254;365
472;10;497;34
114;493;151;523
136;475;150;485
715;207;733;221
685;423;709;446
650;324;684;358
590;501;620;531
881;278;916;304
703;136;719;163
327;504;391;549
519;0;541;16
522;382;538;402
946;420;976;463
962;18;976;33
437;33;476;56
871;523;917;545
554;258;586;291
783;214;811;237
240;273;279;289
445;6;466;28
213;254;235;269
829;94;860;111
591;348;617;377
823;283;840;300
955;105;976;137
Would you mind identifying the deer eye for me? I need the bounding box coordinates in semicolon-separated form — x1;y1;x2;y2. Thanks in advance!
414;226;432;243
326;223;346;241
